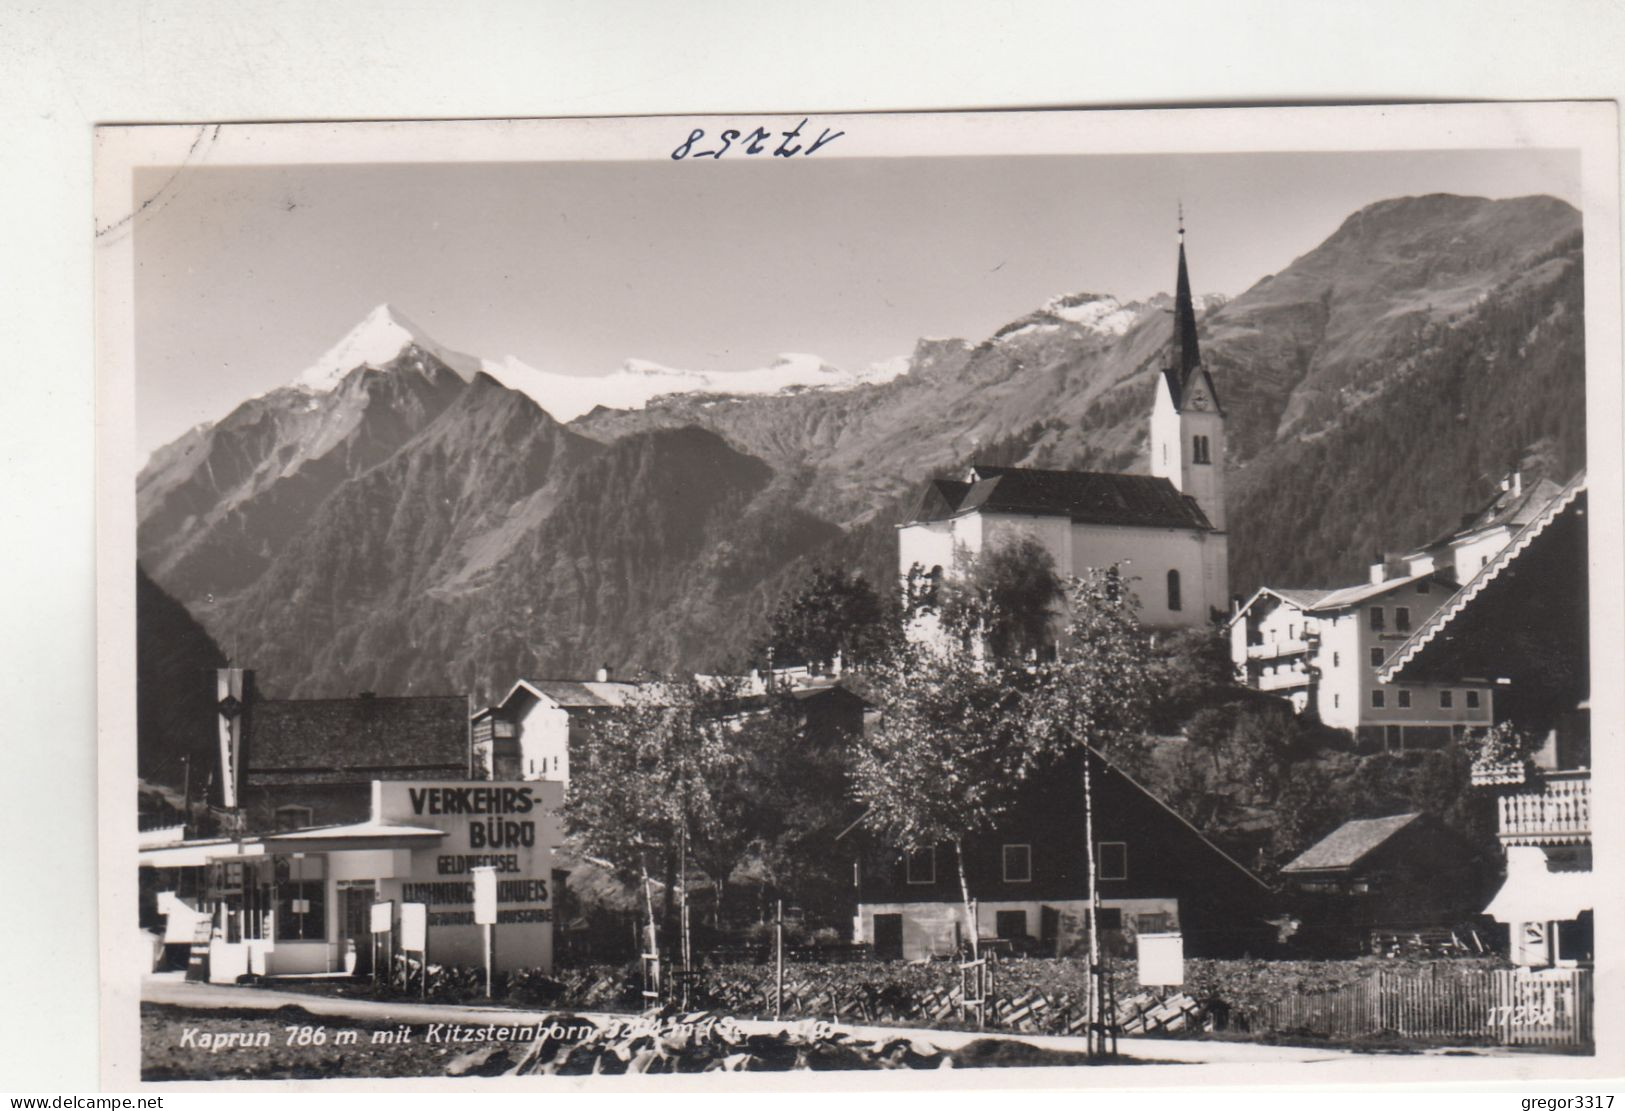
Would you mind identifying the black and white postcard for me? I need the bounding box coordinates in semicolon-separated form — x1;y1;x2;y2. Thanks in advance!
95;103;1623;1089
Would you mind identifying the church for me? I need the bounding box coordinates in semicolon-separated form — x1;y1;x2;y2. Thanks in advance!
897;223;1230;629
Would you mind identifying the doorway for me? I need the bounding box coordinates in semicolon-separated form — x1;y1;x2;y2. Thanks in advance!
872;913;904;960
340;883;376;976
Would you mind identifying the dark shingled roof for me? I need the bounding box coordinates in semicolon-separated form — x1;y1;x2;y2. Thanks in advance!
521;680;646;709
906;465;1213;531
1412;476;1567;554
1281;813;1422;874
245;695;469;773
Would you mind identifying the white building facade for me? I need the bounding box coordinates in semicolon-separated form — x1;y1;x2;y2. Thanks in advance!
1229;573;1495;749
1228;471;1561;748
898;226;1229;632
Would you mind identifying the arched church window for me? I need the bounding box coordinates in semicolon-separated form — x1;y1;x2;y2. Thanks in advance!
1167;569;1183;612
1192;435;1211;464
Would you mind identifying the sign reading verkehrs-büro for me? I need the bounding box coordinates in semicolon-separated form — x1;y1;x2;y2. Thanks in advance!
372;780;562;973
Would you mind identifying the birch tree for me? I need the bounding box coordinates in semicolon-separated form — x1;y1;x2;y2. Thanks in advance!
562;677;758;951
855;552;1154;1052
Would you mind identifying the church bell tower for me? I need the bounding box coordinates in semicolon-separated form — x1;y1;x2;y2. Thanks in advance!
1150;210;1226;531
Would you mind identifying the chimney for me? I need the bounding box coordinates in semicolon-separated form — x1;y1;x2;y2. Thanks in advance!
595;663;611;683
1369;552;1387;585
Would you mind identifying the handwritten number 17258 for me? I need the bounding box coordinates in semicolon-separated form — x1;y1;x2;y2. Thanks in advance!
672;119;844;160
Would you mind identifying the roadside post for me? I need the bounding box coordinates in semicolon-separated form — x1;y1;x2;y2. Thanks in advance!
473;865;497;998
370;899;393;990
400;901;429;998
774;898;784;1021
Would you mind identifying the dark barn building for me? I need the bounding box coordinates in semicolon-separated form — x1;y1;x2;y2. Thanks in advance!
1281;812;1493;954
853;748;1276;960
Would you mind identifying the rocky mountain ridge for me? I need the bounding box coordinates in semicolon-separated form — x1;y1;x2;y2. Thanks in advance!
137;193;1586;700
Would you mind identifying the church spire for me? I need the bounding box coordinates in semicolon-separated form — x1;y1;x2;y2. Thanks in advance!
1170;204;1202;385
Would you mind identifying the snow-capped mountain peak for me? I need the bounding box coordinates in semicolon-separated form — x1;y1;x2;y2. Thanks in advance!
285;305;910;421
293;303;481;391
1043;292;1140;337
480;350;909;423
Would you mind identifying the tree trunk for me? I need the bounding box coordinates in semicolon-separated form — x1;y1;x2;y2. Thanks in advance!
1082;751;1103;1058
954;839;978;961
639;851;658;954
661;848;678;956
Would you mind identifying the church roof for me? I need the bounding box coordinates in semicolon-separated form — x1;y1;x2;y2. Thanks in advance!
1161;220;1223;414
1171;234;1203;380
905;464;1213;531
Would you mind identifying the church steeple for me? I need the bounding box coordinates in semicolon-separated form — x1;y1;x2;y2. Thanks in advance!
1150;208;1227;532
1171;206;1203;386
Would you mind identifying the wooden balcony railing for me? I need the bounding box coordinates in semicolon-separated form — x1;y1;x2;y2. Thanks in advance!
1499;773;1590;844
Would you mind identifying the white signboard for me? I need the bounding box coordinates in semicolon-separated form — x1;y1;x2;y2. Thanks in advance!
400;902;427;952
370;899;394;934
373;780;562;971
1137;931;1185;986
472;866;497;926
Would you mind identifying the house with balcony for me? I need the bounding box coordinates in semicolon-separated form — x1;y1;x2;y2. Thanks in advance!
1228;570;1494;750
1228;470;1575;753
1378;472;1589;967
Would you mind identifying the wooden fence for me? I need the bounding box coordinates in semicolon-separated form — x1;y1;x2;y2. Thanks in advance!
1244;967;1591;1049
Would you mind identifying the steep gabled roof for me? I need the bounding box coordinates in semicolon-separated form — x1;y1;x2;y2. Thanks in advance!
906;464;1212;531
1281;813;1422;874
1272;587;1336;609
1411;475;1568;554
1302;570;1454;613
1381;471;1586;683
497;677;652;712
246;695;469;772
1094;744;1272;894
907;478;970;524
1226;585;1337;627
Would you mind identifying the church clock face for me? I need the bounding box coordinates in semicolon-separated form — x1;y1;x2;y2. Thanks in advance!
1187;389;1209;411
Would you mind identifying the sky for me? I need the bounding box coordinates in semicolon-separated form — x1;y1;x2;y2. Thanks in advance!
133;148;1582;453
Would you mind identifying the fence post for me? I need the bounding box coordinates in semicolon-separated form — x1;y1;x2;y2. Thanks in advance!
774;898;784;1022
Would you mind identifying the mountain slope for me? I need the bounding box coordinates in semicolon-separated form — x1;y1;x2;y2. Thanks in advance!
137;193;1587;699
138;348;471;601
137;566;228;790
